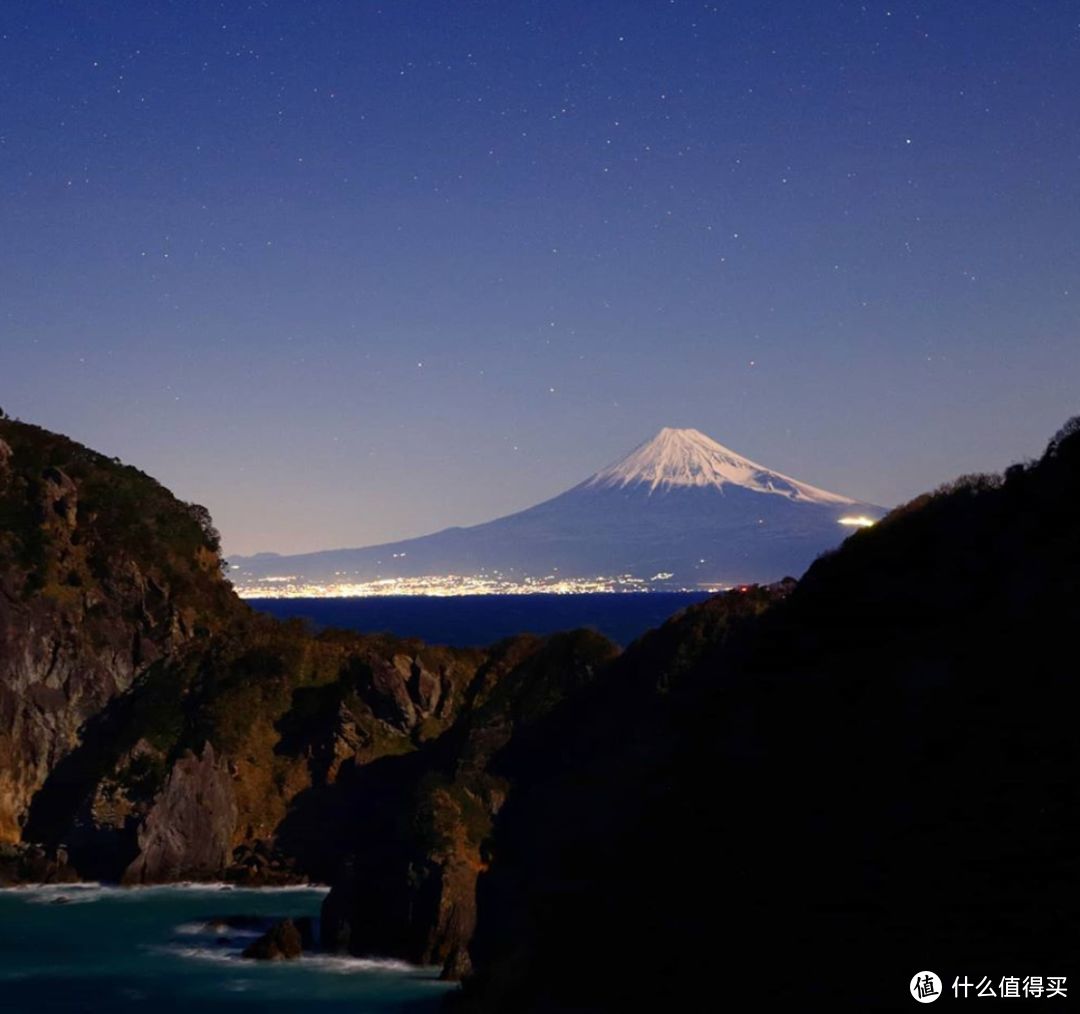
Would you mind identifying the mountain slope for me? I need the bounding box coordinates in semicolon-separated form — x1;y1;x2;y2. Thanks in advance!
232;428;883;593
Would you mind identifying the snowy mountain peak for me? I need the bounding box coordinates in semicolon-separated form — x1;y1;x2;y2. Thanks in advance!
584;427;857;504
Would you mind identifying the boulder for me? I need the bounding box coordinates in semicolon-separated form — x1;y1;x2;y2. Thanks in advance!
241;918;304;960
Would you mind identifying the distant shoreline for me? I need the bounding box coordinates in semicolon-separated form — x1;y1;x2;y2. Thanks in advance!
237;587;720;599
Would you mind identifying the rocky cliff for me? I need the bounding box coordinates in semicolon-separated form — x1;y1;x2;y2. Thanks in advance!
319;629;620;971
0;419;240;847
0;420;495;888
0;416;627;977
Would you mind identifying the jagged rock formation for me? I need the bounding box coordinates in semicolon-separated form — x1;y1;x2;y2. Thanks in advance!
122;743;237;884
320;630;619;969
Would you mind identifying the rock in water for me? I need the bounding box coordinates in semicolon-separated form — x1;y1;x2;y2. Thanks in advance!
241;918;304;961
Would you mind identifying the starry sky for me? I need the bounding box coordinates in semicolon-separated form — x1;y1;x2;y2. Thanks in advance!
2;1;1078;556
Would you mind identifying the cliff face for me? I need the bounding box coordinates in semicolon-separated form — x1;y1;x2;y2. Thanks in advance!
0;420;239;845
14;606;553;887
0;421;472;885
319;629;620;971
122;742;237;884
456;420;1080;1012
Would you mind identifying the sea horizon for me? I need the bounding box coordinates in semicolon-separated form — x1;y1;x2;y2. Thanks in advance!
246;590;714;648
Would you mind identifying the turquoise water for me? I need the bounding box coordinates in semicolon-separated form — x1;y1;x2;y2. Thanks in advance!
0;884;452;1013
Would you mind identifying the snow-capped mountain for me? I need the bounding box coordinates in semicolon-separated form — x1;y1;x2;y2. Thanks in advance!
586;427;856;503
230;427;886;594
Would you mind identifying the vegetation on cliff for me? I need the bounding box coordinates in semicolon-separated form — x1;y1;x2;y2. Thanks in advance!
0;418;233;614
0;418;239;845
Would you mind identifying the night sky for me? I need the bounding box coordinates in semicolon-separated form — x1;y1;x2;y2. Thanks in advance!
2;1;1077;556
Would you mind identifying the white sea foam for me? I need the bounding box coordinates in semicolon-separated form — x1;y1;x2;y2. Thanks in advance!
1;881;103;892
151;881;332;894
4;883;106;905
174;920;264;938
298;954;426;976
120;881;330;894
154;942;442;979
152;943;242;965
2;880;330;902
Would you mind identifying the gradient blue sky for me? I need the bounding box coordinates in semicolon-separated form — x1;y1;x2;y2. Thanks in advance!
2;1;1077;555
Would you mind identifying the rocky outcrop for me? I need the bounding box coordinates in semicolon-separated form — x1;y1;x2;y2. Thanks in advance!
122;743;237;883
320;630;619;974
0;841;77;886
361;653;456;735
319;788;487;968
242;918;305;960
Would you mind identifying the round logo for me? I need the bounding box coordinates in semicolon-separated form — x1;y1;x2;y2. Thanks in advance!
910;971;942;1003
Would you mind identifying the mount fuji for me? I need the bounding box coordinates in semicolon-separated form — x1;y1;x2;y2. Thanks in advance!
230;428;886;594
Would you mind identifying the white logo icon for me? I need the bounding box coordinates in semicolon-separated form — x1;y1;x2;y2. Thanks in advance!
910;971;942;1003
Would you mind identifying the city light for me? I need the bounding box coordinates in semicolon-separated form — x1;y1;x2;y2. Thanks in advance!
232;572;730;598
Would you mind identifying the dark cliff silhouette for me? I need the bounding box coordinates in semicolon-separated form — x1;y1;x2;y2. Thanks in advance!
455;418;1080;1011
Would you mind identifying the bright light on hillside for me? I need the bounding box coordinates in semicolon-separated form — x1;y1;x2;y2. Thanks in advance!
838;516;877;528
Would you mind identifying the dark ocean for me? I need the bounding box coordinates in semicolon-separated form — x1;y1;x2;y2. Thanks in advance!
0;885;448;1013
246;592;713;648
